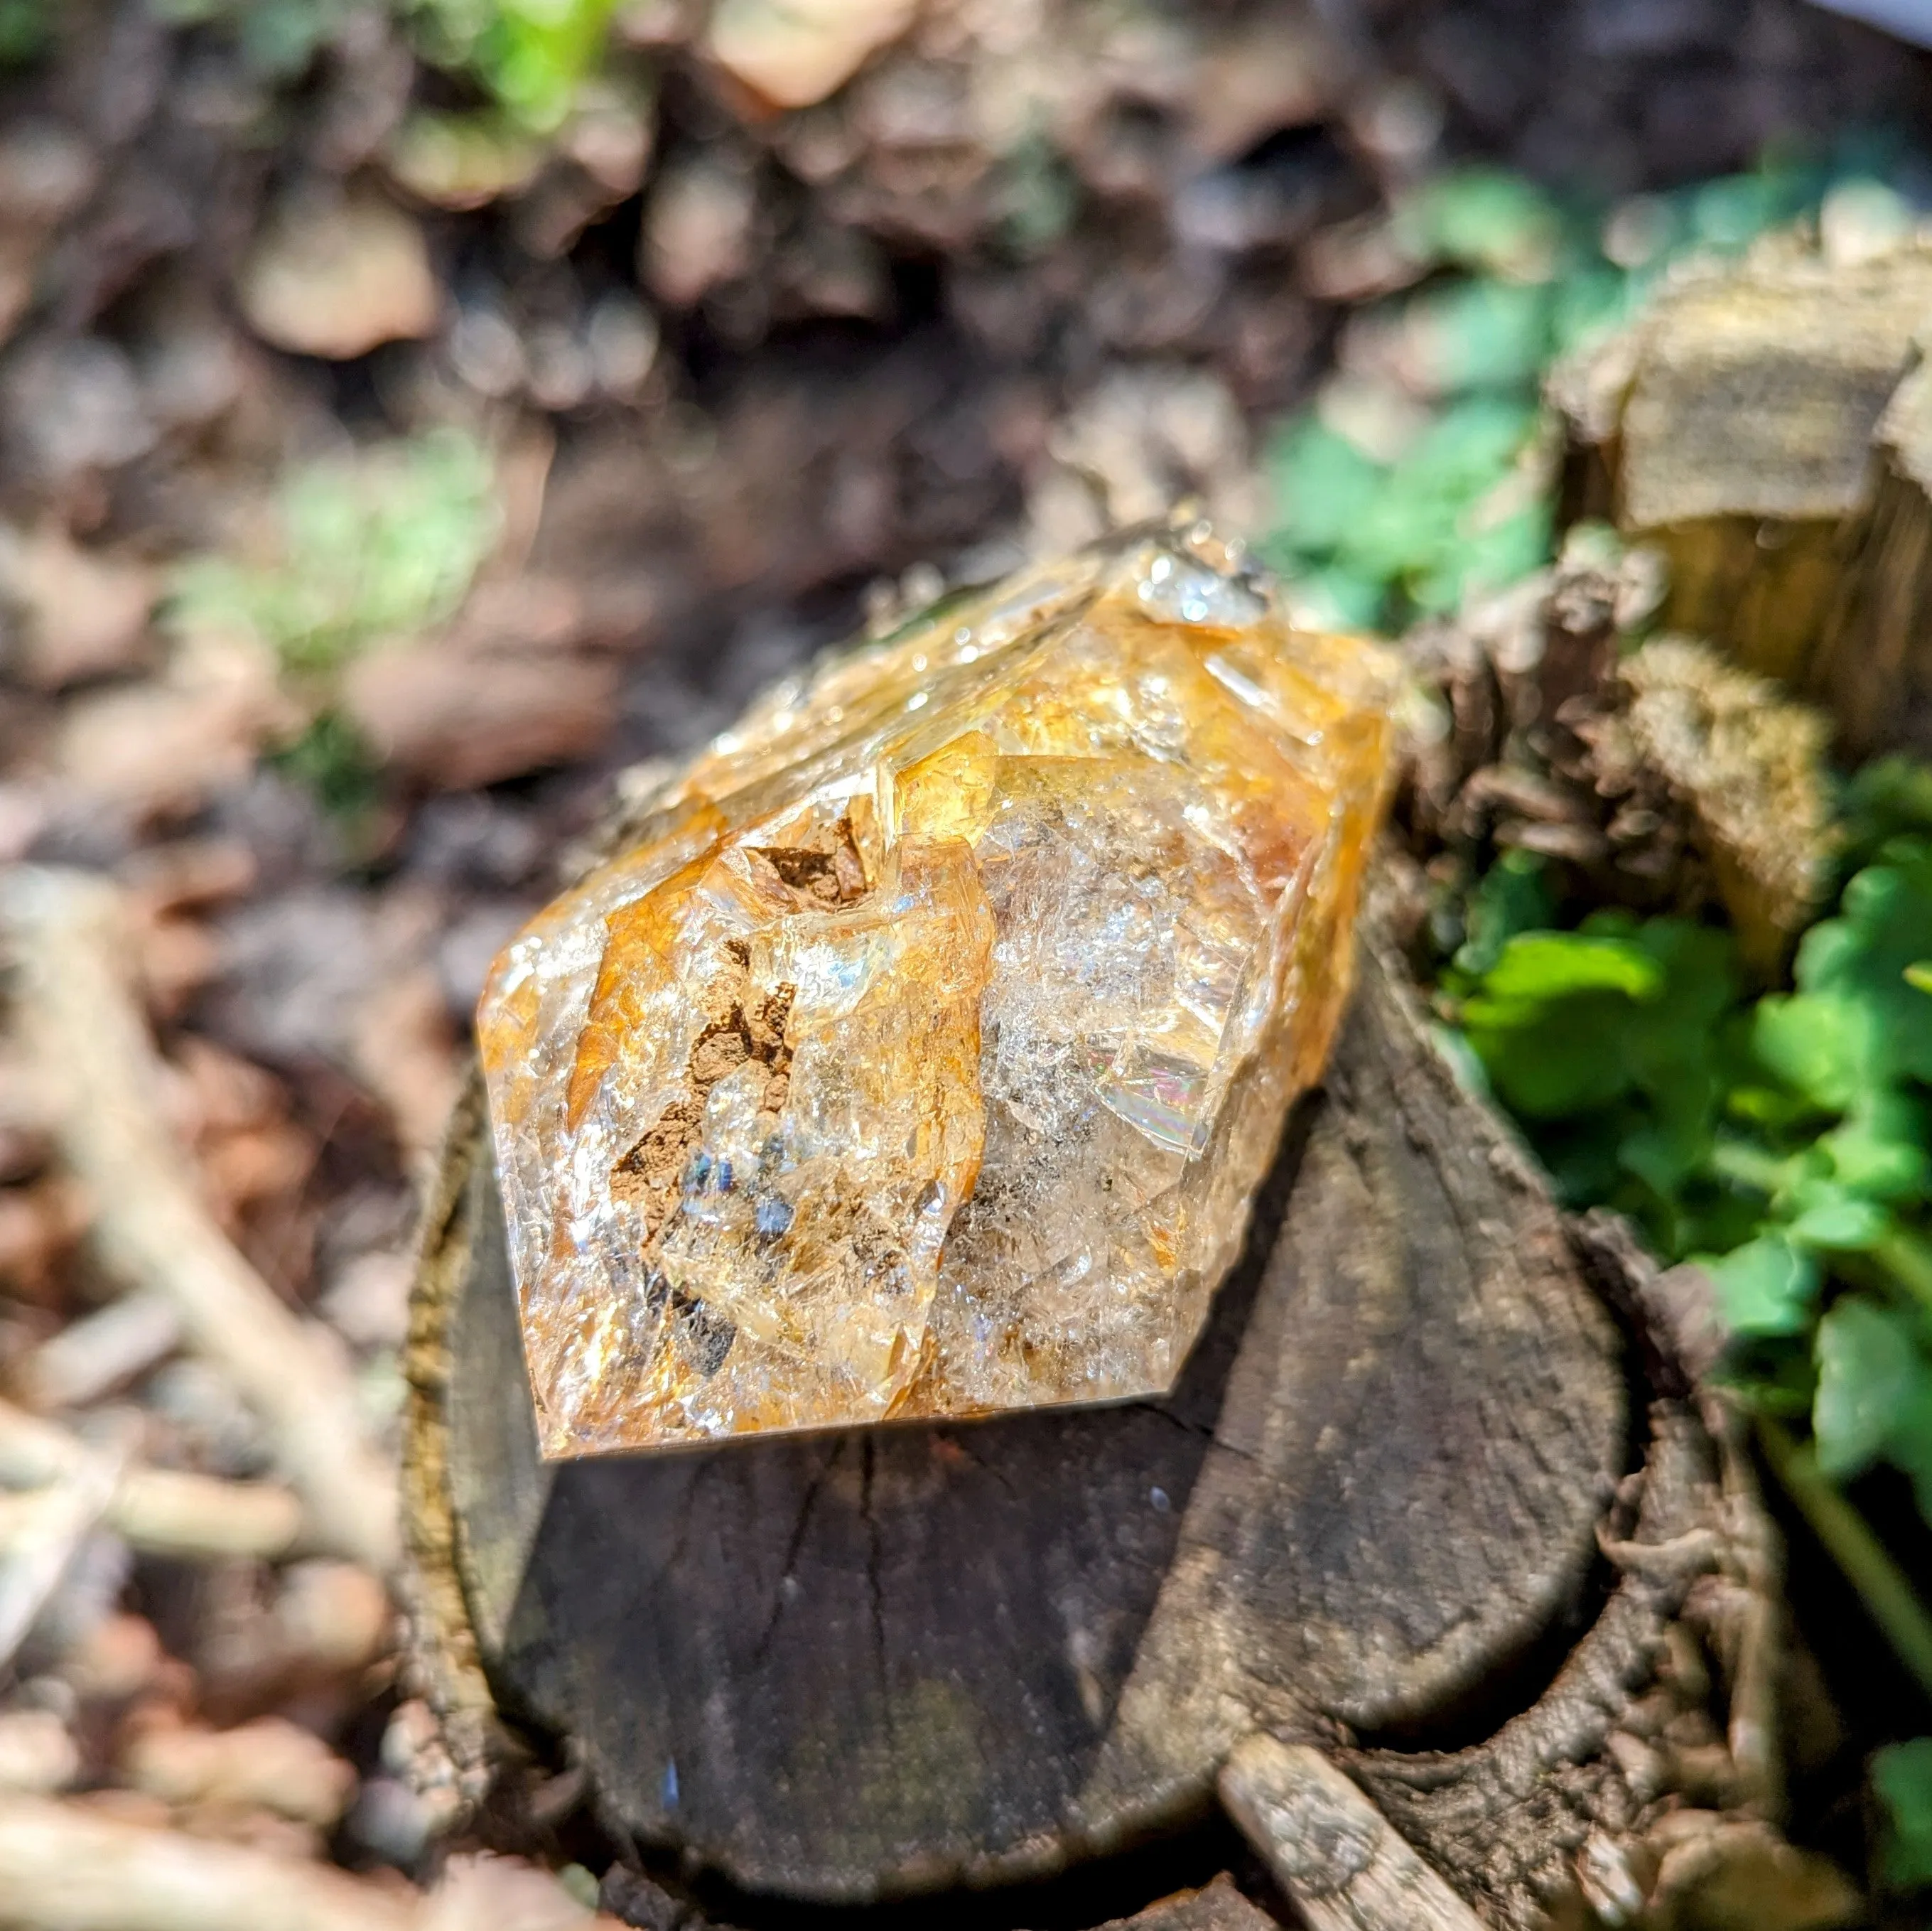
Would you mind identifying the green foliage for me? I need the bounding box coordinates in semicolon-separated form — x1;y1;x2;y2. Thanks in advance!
1813;1296;1932;1508
1705;1235;1820;1341
1441;811;1932;1822
1390;166;1563;281
1842;755;1932;873
1445;906;1747;1253
169;429;496;822
0;0;50;65
170;428;498;684
1877;1736;1932;1890
1451;847;1559;978
410;0;622;133
1261;397;1550;628
150;0;622;127
264;711;385;827
1448;834;1932;1318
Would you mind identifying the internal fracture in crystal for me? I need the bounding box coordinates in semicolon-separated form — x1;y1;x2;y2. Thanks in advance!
477;525;1400;1456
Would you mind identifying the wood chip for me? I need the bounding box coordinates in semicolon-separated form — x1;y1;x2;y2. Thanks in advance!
1;869;398;1571
1219;1733;1486;1931
0;1398;302;1564
239;188;439;362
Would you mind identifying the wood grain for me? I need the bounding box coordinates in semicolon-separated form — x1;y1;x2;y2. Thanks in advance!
405;934;1627;1906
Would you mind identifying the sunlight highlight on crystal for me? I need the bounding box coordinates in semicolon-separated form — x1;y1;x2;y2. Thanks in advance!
477;525;1400;1456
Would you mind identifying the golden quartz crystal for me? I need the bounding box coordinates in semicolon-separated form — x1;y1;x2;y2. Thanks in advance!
477;524;1401;1457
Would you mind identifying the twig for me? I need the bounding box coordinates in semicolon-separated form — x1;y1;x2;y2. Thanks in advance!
1219;1733;1486;1931
1755;1414;1932;1701
1;868;397;1571
0;1399;302;1563
16;1290;181;1410
0;1797;626;1931
0;1792;417;1931
0;1456;119;1670
121;1716;356;1827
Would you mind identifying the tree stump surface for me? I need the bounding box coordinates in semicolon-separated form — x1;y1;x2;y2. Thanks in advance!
403;932;1631;1908
1557;236;1932;758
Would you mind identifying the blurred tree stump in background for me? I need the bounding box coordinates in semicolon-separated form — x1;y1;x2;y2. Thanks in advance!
1559;235;1932;761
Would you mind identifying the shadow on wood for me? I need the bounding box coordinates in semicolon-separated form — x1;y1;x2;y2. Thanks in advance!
404;939;1630;1910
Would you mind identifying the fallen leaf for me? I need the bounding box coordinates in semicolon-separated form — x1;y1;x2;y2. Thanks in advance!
706;0;919;112
239;188;439;361
342;638;617;790
0;524;156;689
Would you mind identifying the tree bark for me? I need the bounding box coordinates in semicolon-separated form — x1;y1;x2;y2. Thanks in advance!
1556;237;1932;760
401;918;1785;1927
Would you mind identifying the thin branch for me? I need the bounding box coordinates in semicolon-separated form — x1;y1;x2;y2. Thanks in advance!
0;1456;118;1670
1220;1732;1486;1931
0;1796;626;1931
16;1290;181;1410
2;868;397;1571
0;1398;303;1563
0;1792;417;1931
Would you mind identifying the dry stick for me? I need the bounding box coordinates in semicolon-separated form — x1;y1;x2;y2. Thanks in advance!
0;1792;418;1931
17;1289;183;1409
1219;1733;1486;1931
0;1398;302;1562
2;869;397;1572
0;1454;119;1669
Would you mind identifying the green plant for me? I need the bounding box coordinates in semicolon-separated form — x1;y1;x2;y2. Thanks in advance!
150;0;622;129
168;428;497;819
1262;398;1553;629
1438;784;1932;1887
409;0;622;134
1444;832;1932;1477
1443;903;1754;1257
265;710;385;824
170;427;498;684
0;0;51;65
1877;1736;1932;1890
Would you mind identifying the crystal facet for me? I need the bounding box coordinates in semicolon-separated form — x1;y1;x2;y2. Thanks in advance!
477;527;1400;1456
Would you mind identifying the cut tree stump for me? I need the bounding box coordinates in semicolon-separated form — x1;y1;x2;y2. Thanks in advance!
403;910;1791;1927
1556;234;1932;760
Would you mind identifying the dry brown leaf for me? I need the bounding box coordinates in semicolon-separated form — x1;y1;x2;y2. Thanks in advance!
342;642;617;791
0;525;158;689
706;0;919;110
239;187;439;361
122;1714;357;1828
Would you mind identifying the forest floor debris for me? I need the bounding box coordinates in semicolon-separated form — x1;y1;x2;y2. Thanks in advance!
0;0;1927;1925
